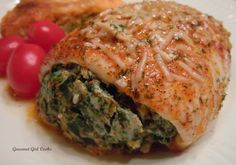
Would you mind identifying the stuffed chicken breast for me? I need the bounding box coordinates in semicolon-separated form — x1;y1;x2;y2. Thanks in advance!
37;1;231;154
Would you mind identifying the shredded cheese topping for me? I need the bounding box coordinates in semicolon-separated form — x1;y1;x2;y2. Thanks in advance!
178;61;204;82
131;48;148;89
155;51;172;81
78;1;228;89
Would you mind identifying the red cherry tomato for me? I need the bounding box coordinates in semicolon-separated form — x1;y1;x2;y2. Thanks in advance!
0;36;25;76
28;20;65;52
7;43;46;98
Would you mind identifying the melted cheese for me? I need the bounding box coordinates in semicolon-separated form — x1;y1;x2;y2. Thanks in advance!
160;31;175;50
131;49;148;89
178;61;204;82
155;52;172;81
98;43;126;69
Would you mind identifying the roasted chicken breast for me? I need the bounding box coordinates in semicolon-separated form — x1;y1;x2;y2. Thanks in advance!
0;0;123;37
37;1;231;154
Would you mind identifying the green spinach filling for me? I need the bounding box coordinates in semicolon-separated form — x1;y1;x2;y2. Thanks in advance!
37;63;177;153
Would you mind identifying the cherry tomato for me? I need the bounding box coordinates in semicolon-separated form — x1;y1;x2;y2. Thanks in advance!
7;43;46;98
0;36;25;76
28;20;65;52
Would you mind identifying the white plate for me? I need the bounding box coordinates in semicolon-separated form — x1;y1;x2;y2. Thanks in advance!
0;0;236;164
